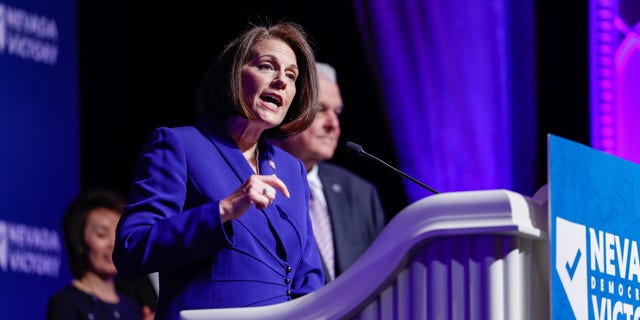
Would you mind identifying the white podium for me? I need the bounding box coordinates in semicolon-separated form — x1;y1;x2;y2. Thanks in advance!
181;189;550;320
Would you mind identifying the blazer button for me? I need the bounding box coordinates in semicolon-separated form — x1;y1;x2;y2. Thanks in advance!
284;278;291;285
286;290;292;296
286;266;292;273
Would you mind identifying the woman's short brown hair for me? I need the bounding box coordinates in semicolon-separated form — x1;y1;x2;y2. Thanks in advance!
196;21;319;139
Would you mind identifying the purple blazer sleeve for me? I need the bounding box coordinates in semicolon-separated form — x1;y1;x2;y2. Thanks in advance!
113;119;324;320
113;127;228;277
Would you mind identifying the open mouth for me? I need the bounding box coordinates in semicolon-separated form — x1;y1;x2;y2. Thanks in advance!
260;94;283;107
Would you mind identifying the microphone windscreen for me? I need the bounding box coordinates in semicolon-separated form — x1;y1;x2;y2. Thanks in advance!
345;141;364;155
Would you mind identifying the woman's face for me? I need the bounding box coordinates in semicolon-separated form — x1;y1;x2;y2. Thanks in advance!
83;208;120;277
241;39;298;128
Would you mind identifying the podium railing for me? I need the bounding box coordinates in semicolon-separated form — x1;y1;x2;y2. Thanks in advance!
181;189;550;320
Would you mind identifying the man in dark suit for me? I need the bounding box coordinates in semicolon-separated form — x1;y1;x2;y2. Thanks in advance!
273;62;386;283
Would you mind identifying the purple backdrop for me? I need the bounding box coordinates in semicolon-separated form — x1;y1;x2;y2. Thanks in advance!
354;0;537;201
590;0;640;164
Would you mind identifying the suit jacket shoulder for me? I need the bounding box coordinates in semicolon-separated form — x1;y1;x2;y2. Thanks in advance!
316;162;386;276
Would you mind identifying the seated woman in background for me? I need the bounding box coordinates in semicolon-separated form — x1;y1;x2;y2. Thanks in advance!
47;188;155;320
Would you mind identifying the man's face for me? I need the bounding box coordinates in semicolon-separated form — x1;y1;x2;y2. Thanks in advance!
281;74;343;169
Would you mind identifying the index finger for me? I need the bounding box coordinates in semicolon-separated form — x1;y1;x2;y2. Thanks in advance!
262;174;290;198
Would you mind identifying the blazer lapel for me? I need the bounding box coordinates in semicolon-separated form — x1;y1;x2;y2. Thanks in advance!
256;144;291;255
317;164;349;275
197;117;289;260
317;165;346;226
196;117;255;184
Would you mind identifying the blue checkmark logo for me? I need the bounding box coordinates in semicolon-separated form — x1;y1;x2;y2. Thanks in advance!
565;248;582;280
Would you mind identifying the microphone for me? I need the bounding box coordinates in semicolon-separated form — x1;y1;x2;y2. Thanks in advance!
344;141;439;195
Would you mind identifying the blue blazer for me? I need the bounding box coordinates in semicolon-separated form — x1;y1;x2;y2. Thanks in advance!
318;162;386;280
113;117;324;320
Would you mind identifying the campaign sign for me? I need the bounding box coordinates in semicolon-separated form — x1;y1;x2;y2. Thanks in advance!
550;134;640;320
0;0;78;318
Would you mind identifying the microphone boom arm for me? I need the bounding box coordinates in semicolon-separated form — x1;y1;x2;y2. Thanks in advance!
360;150;439;194
345;141;439;195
